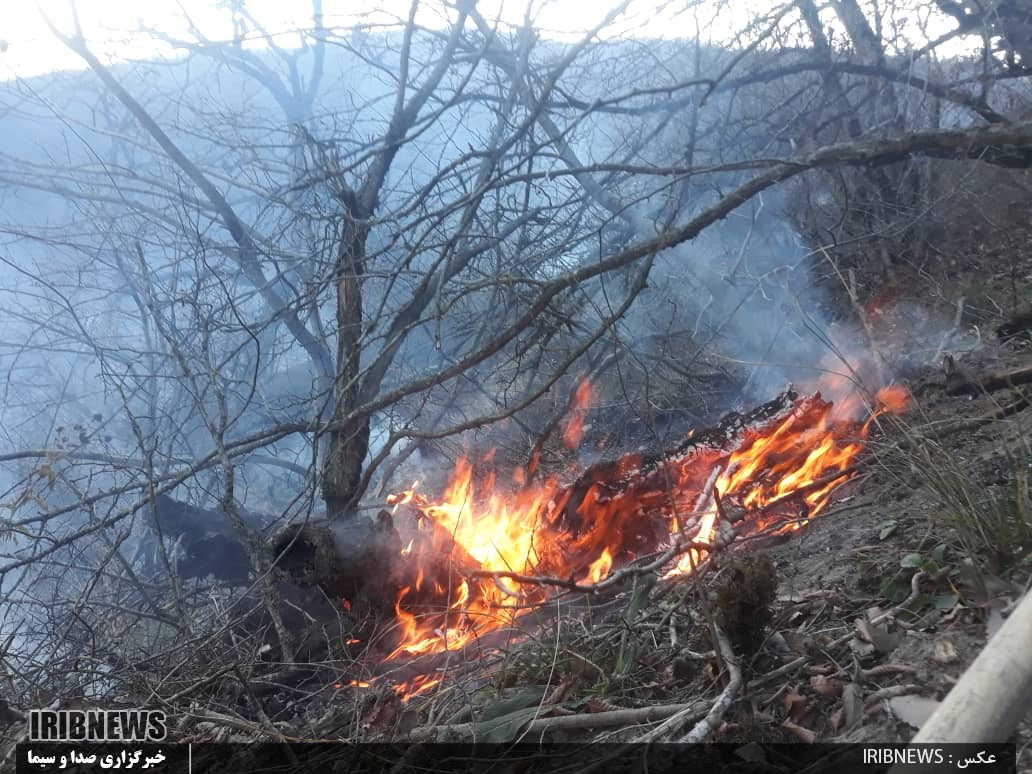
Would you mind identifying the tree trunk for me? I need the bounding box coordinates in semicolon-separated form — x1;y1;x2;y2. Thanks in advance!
322;210;371;519
796;0;862;141
829;0;919;215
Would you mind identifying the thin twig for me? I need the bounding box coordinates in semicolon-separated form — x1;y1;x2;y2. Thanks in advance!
679;624;742;742
752;572;930;689
409;700;707;741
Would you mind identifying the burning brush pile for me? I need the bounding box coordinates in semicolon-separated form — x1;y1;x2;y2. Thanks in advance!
276;377;911;700
268;377;912;714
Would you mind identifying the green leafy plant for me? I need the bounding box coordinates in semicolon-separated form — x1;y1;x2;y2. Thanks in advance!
878;519;899;540
880;543;961;615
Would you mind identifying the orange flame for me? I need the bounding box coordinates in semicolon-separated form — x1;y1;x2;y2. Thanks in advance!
561;378;594;450
395;675;440;702
381;380;911;663
584;547;613;584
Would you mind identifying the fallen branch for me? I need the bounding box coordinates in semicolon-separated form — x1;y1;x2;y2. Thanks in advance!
468;457;859;597
408;700;707;741
921;391;1032;439
679;624;742;742
863;684;926;711
752;571;930;689
898;587;1032;745
859;663;918;679
943;355;1032;397
185;709;327;743
634;627;744;744
526;703;704;734
996;309;1032;341
633;701;711;743
465;534;721;595
728;467;859;521
886;388;1032;455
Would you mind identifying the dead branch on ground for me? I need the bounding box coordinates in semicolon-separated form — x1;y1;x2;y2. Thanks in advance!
943;355;1032;397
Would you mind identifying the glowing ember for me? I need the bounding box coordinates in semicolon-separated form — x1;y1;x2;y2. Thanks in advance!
381;382;911;662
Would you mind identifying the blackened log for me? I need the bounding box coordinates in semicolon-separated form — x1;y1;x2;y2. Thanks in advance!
225;518;405;678
943;354;1032;396
229;580;355;663
269;506;490;616
270;509;403;612
491;390;804;581
146;495;270;583
579;404;709;455
997;309;1032;341
147;493;407;611
245;391;799;633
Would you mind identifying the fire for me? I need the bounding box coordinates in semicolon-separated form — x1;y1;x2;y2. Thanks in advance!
381;381;911;663
585;547;613;584
395;675;440;702
561;378;594;450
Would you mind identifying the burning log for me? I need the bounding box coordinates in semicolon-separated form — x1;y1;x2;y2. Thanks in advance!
266;393;807;662
367;385;905;664
542;390;803;570
269;503;498;662
172;381;903;678
144;494;408;618
229;580;357;665
251;379;908;710
558;389;800;521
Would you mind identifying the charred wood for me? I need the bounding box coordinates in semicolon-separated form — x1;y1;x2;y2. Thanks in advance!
485;389;805;582
997;309;1032;342
145;498;430;660
554;389;799;529
270;510;403;612
153;389;820;675
578;403;709;455
228;581;355;664
146;495;271;583
943;355;1032;396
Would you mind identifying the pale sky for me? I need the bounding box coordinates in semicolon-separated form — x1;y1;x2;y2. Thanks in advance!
0;0;976;86
0;0;764;80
